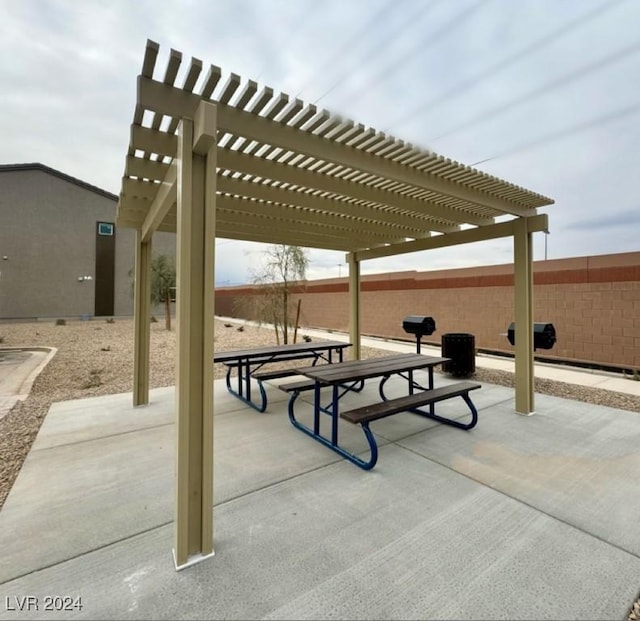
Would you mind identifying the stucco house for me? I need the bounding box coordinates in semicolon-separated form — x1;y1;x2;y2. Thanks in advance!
0;163;175;320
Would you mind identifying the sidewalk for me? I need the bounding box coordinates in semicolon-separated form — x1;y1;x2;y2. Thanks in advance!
218;316;640;398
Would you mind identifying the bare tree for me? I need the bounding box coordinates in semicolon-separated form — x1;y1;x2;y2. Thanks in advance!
150;254;176;331
250;245;308;344
128;254;176;331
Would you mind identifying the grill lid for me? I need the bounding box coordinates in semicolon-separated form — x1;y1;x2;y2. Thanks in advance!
402;315;436;336
507;322;556;349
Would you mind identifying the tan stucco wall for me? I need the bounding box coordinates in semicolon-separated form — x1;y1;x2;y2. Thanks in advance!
0;167;175;319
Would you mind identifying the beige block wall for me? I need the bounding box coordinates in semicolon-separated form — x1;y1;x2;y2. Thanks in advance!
217;252;640;370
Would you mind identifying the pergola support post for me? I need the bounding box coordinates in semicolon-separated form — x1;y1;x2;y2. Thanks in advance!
173;102;217;570
514;217;535;415
133;230;151;406
347;253;361;360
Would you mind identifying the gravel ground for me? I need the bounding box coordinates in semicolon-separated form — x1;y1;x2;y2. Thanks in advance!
1;317;638;618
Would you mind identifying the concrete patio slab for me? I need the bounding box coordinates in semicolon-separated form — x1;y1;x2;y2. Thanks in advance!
399;392;640;557
1;377;639;620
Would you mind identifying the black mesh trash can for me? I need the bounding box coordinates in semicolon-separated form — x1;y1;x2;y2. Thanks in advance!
441;333;476;377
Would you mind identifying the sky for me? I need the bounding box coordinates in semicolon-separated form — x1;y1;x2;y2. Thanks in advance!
1;0;639;285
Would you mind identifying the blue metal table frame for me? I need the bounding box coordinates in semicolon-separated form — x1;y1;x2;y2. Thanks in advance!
214;340;351;412
287;353;449;469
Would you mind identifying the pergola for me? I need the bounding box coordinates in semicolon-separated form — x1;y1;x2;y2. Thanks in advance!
115;40;554;570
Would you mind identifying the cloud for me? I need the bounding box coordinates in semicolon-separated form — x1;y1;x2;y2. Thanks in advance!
2;0;639;284
566;209;640;231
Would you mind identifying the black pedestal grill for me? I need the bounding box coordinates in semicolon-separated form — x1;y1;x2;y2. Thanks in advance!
402;315;436;354
507;322;556;351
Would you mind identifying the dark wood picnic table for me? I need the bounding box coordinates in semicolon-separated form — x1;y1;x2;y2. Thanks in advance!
282;353;480;470
213;340;351;412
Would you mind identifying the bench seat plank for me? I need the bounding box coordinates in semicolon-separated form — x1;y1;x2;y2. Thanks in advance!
279;379;317;393
341;381;480;425
251;369;300;381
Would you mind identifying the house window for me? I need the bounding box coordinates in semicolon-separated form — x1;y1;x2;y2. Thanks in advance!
98;222;114;236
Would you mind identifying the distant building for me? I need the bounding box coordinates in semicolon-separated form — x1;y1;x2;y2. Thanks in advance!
0;163;175;320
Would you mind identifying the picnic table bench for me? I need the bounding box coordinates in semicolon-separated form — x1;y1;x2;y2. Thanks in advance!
282;353;480;470
213;340;351;412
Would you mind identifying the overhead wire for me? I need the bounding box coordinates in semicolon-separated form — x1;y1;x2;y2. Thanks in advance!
325;0;489;109
305;0;443;104
471;100;640;166
252;0;321;83
429;39;640;143
293;0;399;98
384;0;629;132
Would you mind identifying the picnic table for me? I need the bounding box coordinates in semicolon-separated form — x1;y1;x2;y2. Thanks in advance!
281;353;480;470
214;340;351;412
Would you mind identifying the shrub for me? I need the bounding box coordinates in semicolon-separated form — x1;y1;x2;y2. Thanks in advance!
106;318;115;324
82;369;103;389
55;318;66;326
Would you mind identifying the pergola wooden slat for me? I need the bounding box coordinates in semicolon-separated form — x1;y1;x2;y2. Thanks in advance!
115;40;554;570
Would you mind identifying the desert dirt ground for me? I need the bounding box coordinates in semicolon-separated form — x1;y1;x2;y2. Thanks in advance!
1;316;639;620
1;316;640;510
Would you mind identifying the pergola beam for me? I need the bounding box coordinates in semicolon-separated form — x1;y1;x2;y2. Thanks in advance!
124;134;486;230
352;214;549;261
137;76;540;217
122;163;465;234
141;162;177;242
216;150;473;229
216;177;433;238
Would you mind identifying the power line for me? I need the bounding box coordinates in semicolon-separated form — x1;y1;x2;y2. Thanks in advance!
429;39;640;143
253;0;321;83
308;0;444;105
334;0;490;109
385;0;629;132
293;0;399;98
471;100;640;166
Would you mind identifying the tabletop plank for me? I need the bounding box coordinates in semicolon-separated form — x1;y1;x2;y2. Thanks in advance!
297;353;449;384
213;340;350;363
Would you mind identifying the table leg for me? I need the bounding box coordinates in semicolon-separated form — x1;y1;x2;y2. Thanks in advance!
331;384;339;446
428;367;434;416
237;361;244;399
244;361;251;403
313;381;321;435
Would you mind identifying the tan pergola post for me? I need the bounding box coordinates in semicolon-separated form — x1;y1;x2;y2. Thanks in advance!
513;217;535;415
347;253;361;360
133;230;151;406
173;102;217;570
